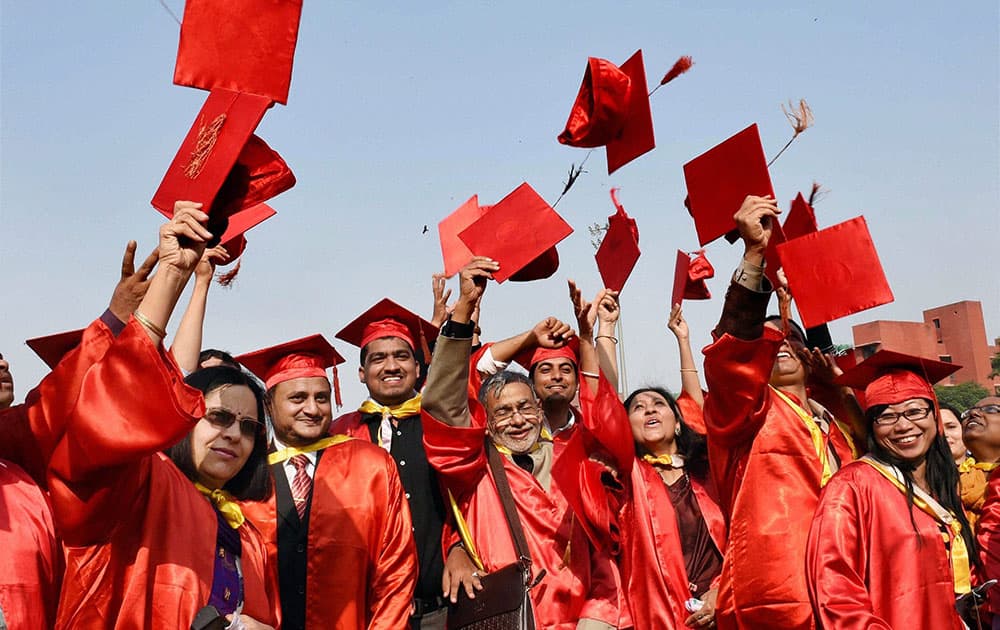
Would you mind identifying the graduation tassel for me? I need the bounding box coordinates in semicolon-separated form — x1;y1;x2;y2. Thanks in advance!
332;364;342;410
215;257;242;287
768;99;814;167
648;55;694;97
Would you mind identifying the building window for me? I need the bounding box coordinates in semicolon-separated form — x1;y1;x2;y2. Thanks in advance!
939;355;952;363
932;318;942;342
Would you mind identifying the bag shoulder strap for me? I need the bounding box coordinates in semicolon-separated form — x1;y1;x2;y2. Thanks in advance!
485;439;533;564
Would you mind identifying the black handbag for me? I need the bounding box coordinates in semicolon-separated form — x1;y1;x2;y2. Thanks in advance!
447;442;541;630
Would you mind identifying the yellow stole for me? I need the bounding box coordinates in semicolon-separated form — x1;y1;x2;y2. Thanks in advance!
771;387;858;487
194;482;245;529
358;395;422;450
642;453;685;469
268;434;353;466
492;426;554;456
860;455;971;594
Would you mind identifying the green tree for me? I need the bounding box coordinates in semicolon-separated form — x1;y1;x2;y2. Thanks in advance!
934;382;991;411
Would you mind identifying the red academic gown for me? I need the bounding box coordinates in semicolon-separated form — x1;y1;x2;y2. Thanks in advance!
45;319;280;628
0;459;60;630
976;468;1000;616
242;438;417;629
806;461;964;630
0;313;120;485
702;326;856;630
558;374;727;630
422;408;620;628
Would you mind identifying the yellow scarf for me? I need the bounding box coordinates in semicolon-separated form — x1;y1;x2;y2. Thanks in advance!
771;387;858;486
861;456;971;594
448;490;486;571
195;482;245;529
359;395;423;450
642;453;685;469
974;461;1000;473
358;394;423;420
268;435;352;466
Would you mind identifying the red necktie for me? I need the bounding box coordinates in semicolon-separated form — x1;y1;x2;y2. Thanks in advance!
290;454;312;521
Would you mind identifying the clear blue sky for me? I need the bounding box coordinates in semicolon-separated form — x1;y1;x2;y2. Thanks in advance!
2;1;998;405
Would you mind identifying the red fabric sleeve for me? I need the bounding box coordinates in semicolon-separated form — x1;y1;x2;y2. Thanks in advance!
805;475;892;630
0;317;116;485
421;408;488;500
577;371;635;477
677;389;707;435
702;327;784;448
46;318;205;546
579;542;624;626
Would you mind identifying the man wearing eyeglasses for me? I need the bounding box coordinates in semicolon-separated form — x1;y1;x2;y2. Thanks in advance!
238;336;417;630
420;257;619;629
701;196;861;630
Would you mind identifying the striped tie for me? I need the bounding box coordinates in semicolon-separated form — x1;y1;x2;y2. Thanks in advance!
289;454;312;521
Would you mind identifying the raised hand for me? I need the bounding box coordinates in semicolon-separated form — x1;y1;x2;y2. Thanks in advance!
108;241;159;322
596;289;620;334
568;279;596;340
453;257;498;323
733;195;781;258
157;201;212;276
531;317;574;349
667;303;689;341
430;272;453;328
194;245;229;283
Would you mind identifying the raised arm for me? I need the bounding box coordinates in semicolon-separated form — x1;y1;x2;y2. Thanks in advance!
568;280;602;397
170;245;227;373
668;304;704;408
702;195;782;448
594;290;621;393
46;202;210;545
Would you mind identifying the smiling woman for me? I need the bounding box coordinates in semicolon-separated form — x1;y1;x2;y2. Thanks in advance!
806;350;973;630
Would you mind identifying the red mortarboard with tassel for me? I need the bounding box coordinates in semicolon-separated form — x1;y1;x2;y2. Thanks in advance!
595;188;641;292
236;334;345;409
671;250;714;307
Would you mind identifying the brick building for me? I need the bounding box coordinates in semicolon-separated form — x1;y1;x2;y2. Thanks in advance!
851;300;995;389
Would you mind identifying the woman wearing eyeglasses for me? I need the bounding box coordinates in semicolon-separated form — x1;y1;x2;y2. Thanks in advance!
805;351;975;630
46;203;279;629
963;396;1000;624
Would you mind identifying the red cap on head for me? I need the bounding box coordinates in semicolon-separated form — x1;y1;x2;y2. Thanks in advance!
514;337;581;372
25;329;85;370
776;216;894;328
835;349;961;412
595;189;641;293
335;299;438;356
457;182;573;284
683;124;774;246
236;334;344;392
558;50;656;174
438;195;488;278
783;193;819;240
151;89;295;221
173;0;303;105
671;250;714;306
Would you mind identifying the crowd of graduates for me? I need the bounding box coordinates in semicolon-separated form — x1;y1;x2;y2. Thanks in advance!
1;195;999;630
3;3;998;629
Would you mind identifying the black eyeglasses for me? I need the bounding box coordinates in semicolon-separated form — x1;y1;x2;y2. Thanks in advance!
961;404;1000;422
873;407;933;426
204;408;264;437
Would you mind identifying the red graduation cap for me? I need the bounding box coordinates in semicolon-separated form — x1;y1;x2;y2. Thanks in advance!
776;216;894;328
217;203;277;263
335;299;439;358
438;195;488;278
151;88;295;221
671;250;714;307
25;329;84;370
783;193;819;240
595;189;640;292
558;50;655;175
514;337;581;372
834;349;960;411
173;0;303;105
683;124;774;246
236;334;344;406
458;182;573;284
